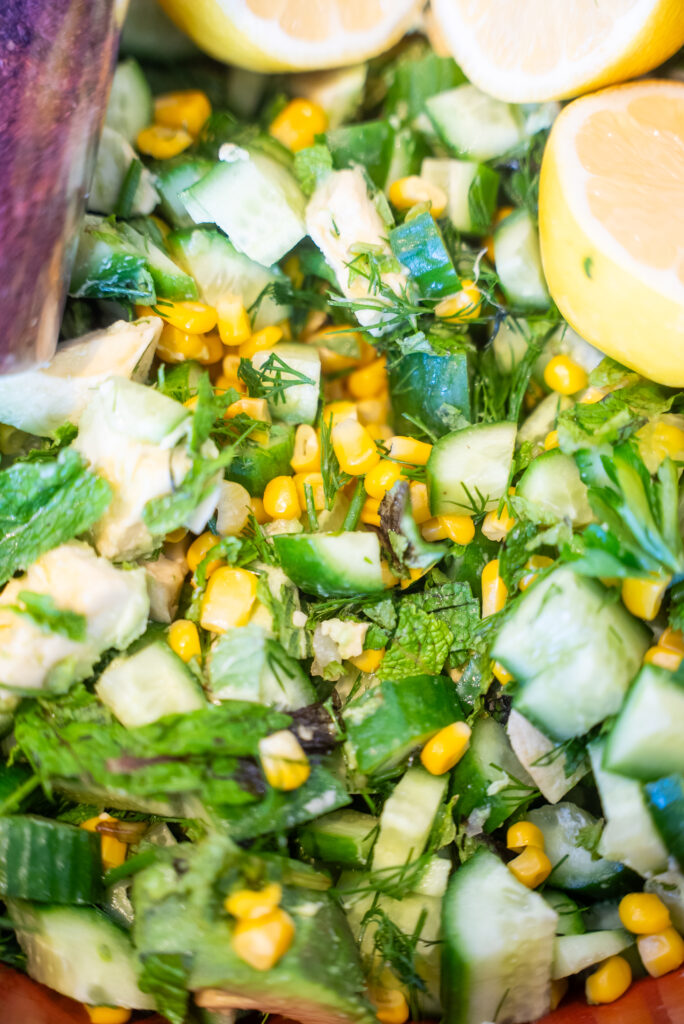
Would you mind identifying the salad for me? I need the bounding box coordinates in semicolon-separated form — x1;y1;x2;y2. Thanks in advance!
2;17;684;1024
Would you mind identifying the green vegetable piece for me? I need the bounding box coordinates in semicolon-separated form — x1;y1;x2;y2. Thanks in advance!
389;213;460;298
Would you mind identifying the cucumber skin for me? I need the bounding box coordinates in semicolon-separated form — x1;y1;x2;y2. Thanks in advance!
226;424;294;496
326;120;394;189
450;717;533;832
603;665;684;781
388;350;472;438
645;775;684;870
273;532;384;599
389;213;460;298
0;817;102;905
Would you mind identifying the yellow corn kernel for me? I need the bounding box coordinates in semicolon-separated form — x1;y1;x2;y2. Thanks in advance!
410;481;431;524
484;206;515;263
154;89;211;135
481;559;507;616
347;357;387;400
421;515;475;545
366;422;394;443
544;429;560;450
187;531;224;576
543;354;588;395
165;527;188;543
660;626;684;654
216;294;251;346
136;124;192;159
263;476;301;520
239;325;283;359
332;419;380;476
518;555;554;591
259;730;310;791
232;906;295;970
361;497;382;526
481;502;515;542
183;395;199;412
291;424;321;473
309;325;362;366
222;353;243;385
492;660;514;686
619;893;671;935
250;497;269;524
381;561;400;588
580;386;606;405
506;821;545;854
225;397;271;423
153;299;217;334
585;955;632;1004
420;721;472;775
322;401;358;429
649;420;684;465
638;926;684;978
388;175;447;218
283;254;304;289
225;882;283;921
270;98;328;152
80;815;127;872
85;1008;132;1024
365;459;403;500
168;619;201;663
156;323;208;363
622;575;671;621
399;566;427;590
349;648;385;674
420;516;449;542
644;646;683;670
200;567;258;633
507;846;552;889
550;978;568;1012
386;435;432;466
294;472;325;511
356;393;390;429
368;986;410;1024
434;280;483;322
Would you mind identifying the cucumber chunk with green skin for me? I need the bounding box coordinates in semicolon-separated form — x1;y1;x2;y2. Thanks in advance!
153;156;215;228
388;349;472;438
427;421;516;515
450;716;536;833
273;532;385;598
589;739;668;877
252;342;321;425
421;157;499;234
104;57;153;143
117;222;198;301
543;891;585;937
426;84;525;162
494;208;550;311
527;803;639;899
11;901;155;1009
551;930;633;981
298;810;378;868
644;775;684;871
492;566;649;741
226;423;294;497
372;766;448;872
645;871;684;933
0;817;101;905
441;848;557;1024
89;127;159;216
389;212;460;298
516;449;594;526
207;624;315;710
343;675;463;779
70;215;155;303
385;126;429;189
326;120;394;189
604;665;684;780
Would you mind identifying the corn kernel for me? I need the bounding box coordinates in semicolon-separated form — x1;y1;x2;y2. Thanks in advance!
291;424;321;473
649;421;684;465
309;325;362;370
481;502;515;542
399;566;427;590
232;906;295;970
421;721;471;775
481;559;507;616
366;422;394;443
200;567;258;633
85;1008;132;1024
216;294;251;346
168;620;201;663
389;175;447;218
579;386;606;405
294;472;325;511
225;882;283;921
518;555;554;591
154;89;211;135
644;646;683;670
270;98;328;152
421;515;475;545
622;575;671;621
361;497;382;526
136;124;192;159
585;955;632;1004
263;476;301;520
250;497;269;524
386;435;432;466
507;846;552;889
332;419;380;476
80;815;127;872
550;978;568;1012
347;357;387;400
434;280;483;322
156;323;208;364
321;401;358;429
283;254;304;289
239;325;283;359
543;355;588;395
620;893;671;935
638;926;684;978
349;648;385;674
381;561;400;588
165;527;188;543
259;730;310;791
506;821;545;854
356;393;390;428
492;660;514;686
368;986;410;1024
187;531;224;576
225;397;271;423
410;481;431;524
544;429;560;450
145;299;217;334
660;627;684;654
365;460;404;500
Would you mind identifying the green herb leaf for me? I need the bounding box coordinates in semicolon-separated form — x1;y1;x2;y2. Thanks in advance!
8;591;86;642
138;953;190;1024
293;143;334;196
378;605;452;679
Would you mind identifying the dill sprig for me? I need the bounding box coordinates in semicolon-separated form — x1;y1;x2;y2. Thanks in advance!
238;353;315;406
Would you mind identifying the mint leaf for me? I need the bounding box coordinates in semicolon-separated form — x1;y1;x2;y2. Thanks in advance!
9;591;86;642
293;143;333;196
0;449;111;585
401;581;481;657
378;605;452;679
138;953;190;1024
557;377;672;452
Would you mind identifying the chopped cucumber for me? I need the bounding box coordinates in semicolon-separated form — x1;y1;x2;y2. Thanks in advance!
492;566;649;741
11;901;154;1009
95;639;206;728
104;57;153;143
494;209;550;311
441;848;557;1024
298;809;378;868
388;348;472;439
252;342;321;425
645;871;684;932
506;710;589;805
183;151;306;266
372;766;448;872
96;374;189;444
153;156;214;228
89;126;158;216
117;221;197;300
427;421;516;515
589;739;668;877
543;890;585;936
644;775;684;870
0;817;101;904
551;930;633;980
516;449;594;526
207;625;315;710
70;215;154;303
527;803;638;899
604;665;684;780
426;84;524;162
325;119;394;189
385;125;428;188
343;675;463;779
225;423;294;496
413;856;452;898
273;531;385;598
421;157;499;234
450;716;536;832
389;212;460;298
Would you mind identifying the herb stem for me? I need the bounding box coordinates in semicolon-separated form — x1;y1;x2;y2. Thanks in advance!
343;479;365;531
